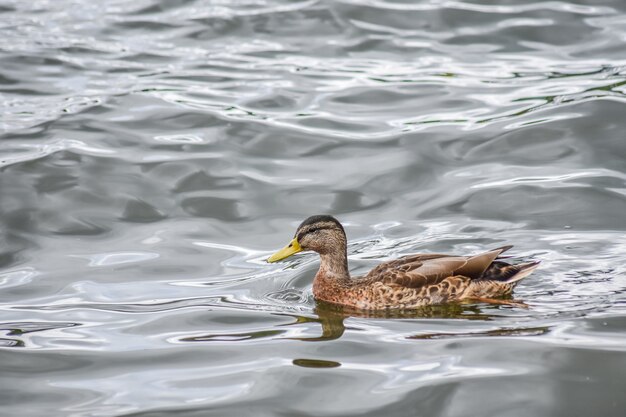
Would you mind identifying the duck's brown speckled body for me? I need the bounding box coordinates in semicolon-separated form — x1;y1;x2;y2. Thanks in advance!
268;215;539;310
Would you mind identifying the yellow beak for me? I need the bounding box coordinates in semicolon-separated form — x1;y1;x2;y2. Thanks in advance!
267;238;302;263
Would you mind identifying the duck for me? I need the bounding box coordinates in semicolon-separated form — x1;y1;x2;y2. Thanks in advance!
267;215;539;310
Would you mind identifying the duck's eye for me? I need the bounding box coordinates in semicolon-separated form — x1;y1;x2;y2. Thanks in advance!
309;227;320;234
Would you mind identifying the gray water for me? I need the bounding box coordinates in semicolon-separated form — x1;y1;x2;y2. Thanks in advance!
1;1;626;416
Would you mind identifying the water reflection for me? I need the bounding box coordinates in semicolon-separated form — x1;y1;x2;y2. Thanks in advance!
119;298;536;346
179;329;286;343
282;300;519;342
292;358;342;368
407;326;551;340
0;321;82;349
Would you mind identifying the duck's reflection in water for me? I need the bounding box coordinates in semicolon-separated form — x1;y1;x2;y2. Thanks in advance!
281;300;526;342
175;298;535;345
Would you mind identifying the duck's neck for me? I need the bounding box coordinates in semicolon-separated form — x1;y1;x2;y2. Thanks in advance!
319;251;350;281
312;251;351;302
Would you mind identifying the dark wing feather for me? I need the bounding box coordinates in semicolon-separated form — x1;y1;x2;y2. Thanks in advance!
480;260;539;282
481;261;518;281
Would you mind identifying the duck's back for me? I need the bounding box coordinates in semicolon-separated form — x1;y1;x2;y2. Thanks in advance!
314;246;539;310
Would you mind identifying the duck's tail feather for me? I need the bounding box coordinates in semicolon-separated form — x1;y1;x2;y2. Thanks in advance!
503;261;540;284
492;245;514;259
493;244;514;254
462;260;540;299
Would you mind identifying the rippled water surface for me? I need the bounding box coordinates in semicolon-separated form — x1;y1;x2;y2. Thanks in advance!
2;1;626;416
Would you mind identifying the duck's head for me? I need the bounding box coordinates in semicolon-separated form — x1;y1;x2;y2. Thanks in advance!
267;215;346;262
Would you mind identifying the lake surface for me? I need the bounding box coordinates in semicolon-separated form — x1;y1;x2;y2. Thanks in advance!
1;1;626;416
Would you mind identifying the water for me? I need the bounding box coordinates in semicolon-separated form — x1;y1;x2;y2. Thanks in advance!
1;1;626;416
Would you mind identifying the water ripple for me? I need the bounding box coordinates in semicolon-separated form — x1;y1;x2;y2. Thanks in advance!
2;0;626;416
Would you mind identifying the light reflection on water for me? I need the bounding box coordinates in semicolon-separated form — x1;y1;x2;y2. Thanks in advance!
1;0;626;416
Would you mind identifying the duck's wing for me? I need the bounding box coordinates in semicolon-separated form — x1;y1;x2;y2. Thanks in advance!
363;253;447;281
454;248;507;278
367;248;508;289
378;256;469;288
